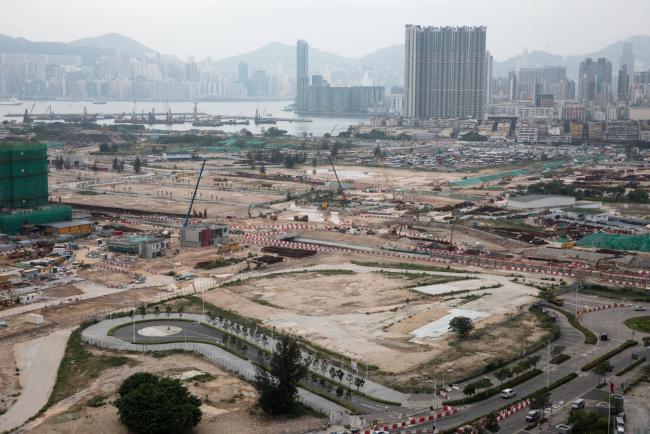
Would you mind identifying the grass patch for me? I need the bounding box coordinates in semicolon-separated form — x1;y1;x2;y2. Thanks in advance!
457;293;491;305
375;270;469;288
48;327;136;407
351;260;470;273
86;394;107;408
251;298;282;308
624;316;650;333
578;284;650;302
546;305;598;344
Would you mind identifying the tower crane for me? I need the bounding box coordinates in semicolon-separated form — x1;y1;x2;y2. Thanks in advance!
183;159;207;228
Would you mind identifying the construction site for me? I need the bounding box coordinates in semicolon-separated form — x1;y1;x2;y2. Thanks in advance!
1;125;650;434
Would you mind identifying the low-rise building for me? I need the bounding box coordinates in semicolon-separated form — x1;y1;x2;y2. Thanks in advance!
43;220;93;237
107;235;165;259
507;194;575;210
180;224;229;248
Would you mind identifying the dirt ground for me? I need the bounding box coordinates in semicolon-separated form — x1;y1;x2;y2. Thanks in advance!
202;263;539;378
27;352;325;434
44;284;83;298
0;342;20;414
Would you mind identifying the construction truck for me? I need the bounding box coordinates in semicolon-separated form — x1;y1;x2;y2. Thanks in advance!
217;242;240;254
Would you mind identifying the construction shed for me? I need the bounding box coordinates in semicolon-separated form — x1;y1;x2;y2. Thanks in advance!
43;220;94;237
180;224;229;248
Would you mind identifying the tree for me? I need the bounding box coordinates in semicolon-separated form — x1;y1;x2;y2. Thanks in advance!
484;411;500;433
115;372;202;434
154;305;160;316
593;361;613;376
463;383;476;396
449;316;474;338
259;164;266;175
551;345;565;357
568;410;608;434
495;368;510;383
354;376;365;391
137;304;146;317
165;305;172;316
112;157;119;171
628;188;649;203
133;156;142;174
264;127;287;137
529;390;550;413
254;335;308;415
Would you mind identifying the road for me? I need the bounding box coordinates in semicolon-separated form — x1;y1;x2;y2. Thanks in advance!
0;328;72;433
406;296;650;433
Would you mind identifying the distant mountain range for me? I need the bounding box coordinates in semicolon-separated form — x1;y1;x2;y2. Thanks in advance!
1;32;649;82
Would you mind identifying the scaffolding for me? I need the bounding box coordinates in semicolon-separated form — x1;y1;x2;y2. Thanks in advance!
0;142;49;209
0;205;72;235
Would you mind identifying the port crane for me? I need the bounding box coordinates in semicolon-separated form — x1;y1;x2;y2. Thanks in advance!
183;159;207;228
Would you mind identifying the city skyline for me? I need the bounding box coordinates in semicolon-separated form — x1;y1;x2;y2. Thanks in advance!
2;0;650;62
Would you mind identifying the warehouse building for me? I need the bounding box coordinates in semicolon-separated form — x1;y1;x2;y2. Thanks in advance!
507;194;575;210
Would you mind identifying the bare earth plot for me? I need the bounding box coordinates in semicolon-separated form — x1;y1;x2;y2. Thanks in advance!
26;352;325;434
202;264;541;383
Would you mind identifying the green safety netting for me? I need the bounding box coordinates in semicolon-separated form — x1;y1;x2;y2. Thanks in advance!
577;232;650;252
450;169;527;187
0;143;49;209
0;206;72;235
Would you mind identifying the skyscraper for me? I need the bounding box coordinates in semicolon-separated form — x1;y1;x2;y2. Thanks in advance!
620;42;635;74
404;25;487;121
296;40;309;111
238;62;248;81
578;58;612;109
485;51;493;105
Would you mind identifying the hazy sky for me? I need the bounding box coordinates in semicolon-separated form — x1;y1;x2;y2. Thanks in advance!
1;0;648;61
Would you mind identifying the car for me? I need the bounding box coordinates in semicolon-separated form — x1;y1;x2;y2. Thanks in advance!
500;388;516;398
634;305;647;311
0;320;8;328
571;399;585;410
600;333;608;341
525;410;540;422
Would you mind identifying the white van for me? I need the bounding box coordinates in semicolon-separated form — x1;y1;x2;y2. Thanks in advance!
571;399;585;410
501;388;516;398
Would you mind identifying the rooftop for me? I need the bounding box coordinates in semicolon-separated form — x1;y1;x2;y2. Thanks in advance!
42;220;93;228
509;194;574;203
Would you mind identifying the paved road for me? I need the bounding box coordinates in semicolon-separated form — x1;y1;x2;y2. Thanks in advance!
406;297;650;433
0;328;72;433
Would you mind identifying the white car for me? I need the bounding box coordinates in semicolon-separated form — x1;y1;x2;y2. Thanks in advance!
501;388;516;398
634;305;647;311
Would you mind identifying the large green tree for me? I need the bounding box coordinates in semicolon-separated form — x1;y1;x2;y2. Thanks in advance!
449;316;474;338
567;410;608;434
254;335;309;415
115;372;202;434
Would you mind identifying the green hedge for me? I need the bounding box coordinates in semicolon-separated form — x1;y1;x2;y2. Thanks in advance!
546;306;598;344
615;357;646;377
444;369;543;406
581;340;638;371
550;354;571;364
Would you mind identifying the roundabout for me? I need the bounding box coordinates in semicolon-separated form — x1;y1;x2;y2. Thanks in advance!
137;325;183;337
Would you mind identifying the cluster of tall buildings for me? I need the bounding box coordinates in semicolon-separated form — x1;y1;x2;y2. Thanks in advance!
294;40;386;114
0;52;294;100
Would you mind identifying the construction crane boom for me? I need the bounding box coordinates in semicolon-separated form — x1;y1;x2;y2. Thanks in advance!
183;159;207;227
328;156;347;203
